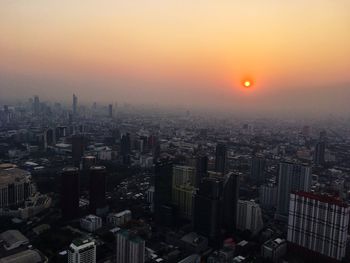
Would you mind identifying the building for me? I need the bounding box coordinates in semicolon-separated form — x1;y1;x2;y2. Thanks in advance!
108;104;113;118
0;249;46;263
154;160;173;223
172;166;196;220
276;162;311;221
107;210;132;226
61;167;80;220
287;192;350;261
0;165;34;208
250;157;266;184
215;143;227;174
115;229;145;263
195;155;208;187
236;200;263;235
261;238;287;263
68;238;96;263
314;141;326;166
178;254;201;263
89;166;107;215
80;215;102;232
0;230;29;250
259;184;277;209
72;135;85;168
72;94;78;116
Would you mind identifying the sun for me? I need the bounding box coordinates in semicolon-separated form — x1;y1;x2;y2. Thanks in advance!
244;80;251;88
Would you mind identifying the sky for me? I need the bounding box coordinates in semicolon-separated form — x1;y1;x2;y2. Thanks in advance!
1;0;350;116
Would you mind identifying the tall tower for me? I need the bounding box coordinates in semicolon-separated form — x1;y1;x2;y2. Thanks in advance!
314;141;325;166
250;157;266;184
89;166;107;215
61;167;80;220
73;94;78;116
68;238;96;263
108;104;113;118
195;154;208;187
72;135;85;168
115;229;145;263
276;162;311;221
215;143;227;174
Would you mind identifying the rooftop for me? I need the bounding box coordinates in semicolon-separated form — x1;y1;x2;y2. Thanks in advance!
0;168;30;187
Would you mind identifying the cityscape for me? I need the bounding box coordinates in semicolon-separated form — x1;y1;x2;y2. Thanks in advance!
1;1;350;263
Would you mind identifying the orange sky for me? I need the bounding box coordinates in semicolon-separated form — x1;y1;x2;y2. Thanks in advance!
1;1;350;115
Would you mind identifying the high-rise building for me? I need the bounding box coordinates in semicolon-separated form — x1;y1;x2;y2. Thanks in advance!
215;143;227;174
33;95;40;115
89;166;107;215
236;200;263;235
73;94;78;116
72;135;85;168
68;238;96;263
61;167;80;220
154;160;173;223
195;155;208;187
288;192;349;261
173;165;196;186
314;141;325;166
80;214;102;232
276;162;311;221
115;229;145;263
250;157;266;184
108;104;113;118
172;184;195;220
259;183;278;209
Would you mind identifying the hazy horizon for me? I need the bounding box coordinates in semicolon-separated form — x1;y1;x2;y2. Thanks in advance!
1;1;350;116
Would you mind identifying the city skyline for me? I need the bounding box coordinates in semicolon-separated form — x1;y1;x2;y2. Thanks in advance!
1;1;350;116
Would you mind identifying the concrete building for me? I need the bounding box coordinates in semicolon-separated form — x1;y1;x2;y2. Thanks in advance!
287;192;349;261
68;238;96;263
115;229;145;263
259;184;277;209
80;215;102;232
261;238;287;263
236;200;263;235
107;210;132;227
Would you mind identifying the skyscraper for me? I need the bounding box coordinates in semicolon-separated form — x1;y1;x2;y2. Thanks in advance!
288;192;349;261
72;135;85;168
73;94;78;116
108;104;113;118
115;229;145;263
68;238;96;263
195;154;208;187
314;141;325;166
236;200;263;235
154;160;173;223
89;166;107;215
215;143;227;174
276;162;311;221
33;95;40;116
250;157;266;184
61;167;80;220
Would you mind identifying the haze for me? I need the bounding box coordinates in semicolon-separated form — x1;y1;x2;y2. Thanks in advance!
1;0;350;116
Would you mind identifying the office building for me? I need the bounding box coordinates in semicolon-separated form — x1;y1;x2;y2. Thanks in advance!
250;157;266;184
276;162;311;221
73;94;78;116
172;184;195;220
89;166;107;215
261;238;287;263
72;135;85;168
61;167;80;220
215;143;227;174
236;200;263;235
314;141;325;166
80;215;102;232
108;104;113;118
287;191;349;261
0;165;34;208
173;165;196;187
115;229;145;263
68;238;96;263
195;155;208;187
107;210;132;226
259;184;277;209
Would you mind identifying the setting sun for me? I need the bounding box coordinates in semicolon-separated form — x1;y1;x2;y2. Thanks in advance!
244;81;251;88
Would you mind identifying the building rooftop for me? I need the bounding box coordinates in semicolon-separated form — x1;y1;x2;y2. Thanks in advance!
0;249;43;263
0;230;29;251
0;168;30;187
293;191;348;208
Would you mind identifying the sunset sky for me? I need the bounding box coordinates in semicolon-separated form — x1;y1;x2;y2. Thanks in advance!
1;1;350;115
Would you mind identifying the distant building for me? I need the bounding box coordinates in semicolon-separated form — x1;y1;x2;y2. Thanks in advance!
195;155;208;187
236;200;263;235
276;162;311;221
61;167;80;220
108;104;113;118
0;230;29;250
115;229;145;263
72;135;85;168
250;157;266;184
0;165;34;208
107;210;132;226
80;215;102;232
89;166;107;215
287;192;349;261
215;143;227;174
314;141;326;166
259;184;277;209
261;238;287;263
68;238;96;263
72;94;78;116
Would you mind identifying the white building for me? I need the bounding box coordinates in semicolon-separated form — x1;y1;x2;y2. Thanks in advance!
68;238;96;263
116;229;145;263
107;210;132;227
288;191;350;261
80;215;102;232
236;200;263;235
261;238;287;263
